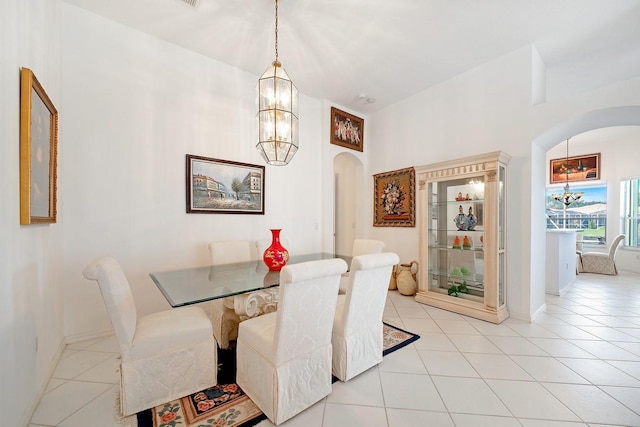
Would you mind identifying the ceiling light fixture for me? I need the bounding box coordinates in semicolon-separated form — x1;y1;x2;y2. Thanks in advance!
551;138;584;206
256;0;298;166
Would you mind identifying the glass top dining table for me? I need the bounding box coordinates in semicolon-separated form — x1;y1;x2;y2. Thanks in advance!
150;252;351;307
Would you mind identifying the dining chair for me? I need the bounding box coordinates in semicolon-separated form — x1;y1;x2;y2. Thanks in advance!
208;240;255;349
332;252;399;382
339;238;385;294
580;234;625;275
83;257;217;416
236;258;347;425
351;238;385;257
209;240;257;265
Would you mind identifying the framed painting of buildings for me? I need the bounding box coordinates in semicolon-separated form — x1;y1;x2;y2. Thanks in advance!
186;155;265;214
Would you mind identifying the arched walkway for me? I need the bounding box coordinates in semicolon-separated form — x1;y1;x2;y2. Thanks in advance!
333;152;364;255
529;105;640;317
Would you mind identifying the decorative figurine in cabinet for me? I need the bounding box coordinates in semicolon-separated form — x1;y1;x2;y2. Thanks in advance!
415;151;510;323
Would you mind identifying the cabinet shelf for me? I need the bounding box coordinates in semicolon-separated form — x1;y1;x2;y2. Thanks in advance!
428;269;484;284
428;198;484;206
428;228;484;233
428;244;484;252
416;151;510;324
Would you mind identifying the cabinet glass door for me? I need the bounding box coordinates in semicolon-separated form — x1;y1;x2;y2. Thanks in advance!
427;175;485;302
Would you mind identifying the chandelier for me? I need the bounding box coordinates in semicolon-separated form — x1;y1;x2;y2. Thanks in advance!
551;139;584;206
256;0;299;166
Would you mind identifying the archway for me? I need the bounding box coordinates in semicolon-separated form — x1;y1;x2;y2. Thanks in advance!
333;152;364;255
529;105;640;315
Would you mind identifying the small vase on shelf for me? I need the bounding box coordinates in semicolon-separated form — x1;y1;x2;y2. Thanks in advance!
263;229;289;271
462;235;472;250
466;206;477;231
454;205;467;230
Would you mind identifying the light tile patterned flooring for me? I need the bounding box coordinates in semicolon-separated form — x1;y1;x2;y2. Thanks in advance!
30;271;640;427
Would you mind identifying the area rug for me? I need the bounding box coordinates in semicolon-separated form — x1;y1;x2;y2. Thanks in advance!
136;322;419;427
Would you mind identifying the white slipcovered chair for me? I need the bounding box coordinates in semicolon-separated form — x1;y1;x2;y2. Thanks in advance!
236;258;347;425
580;234;625;275
339;238;385;294
351;239;386;257
208;240;256;349
83;257;216;416
332;252;399;382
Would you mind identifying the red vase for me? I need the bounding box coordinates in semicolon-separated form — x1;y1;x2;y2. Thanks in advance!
263;229;289;271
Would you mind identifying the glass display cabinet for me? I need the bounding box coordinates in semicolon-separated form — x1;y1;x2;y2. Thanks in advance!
415;151;510;323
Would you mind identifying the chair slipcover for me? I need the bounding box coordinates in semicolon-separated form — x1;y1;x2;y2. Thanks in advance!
208;240;256;265
332;252;399;382
351;239;385;257
339;238;385;294
580;234;625;275
236;258;347;425
83;257;216;416
208;240;255;349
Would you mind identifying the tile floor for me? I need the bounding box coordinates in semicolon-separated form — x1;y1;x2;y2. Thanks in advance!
30;271;640;427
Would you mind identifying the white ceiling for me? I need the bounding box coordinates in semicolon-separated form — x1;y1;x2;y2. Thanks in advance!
63;0;640;114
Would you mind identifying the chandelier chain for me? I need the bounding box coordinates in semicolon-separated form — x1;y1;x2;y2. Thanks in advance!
565;138;569;181
274;0;279;62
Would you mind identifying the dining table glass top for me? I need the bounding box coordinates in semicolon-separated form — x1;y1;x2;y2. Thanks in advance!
150;252;351;307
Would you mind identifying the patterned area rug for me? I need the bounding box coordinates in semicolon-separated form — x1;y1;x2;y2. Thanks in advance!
136;322;419;427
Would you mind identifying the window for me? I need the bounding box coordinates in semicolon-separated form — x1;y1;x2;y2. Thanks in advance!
545;184;607;245
621;178;640;248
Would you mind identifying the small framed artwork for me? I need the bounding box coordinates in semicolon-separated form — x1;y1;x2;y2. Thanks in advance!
550;153;600;184
330;107;364;152
19;67;59;225
373;167;415;227
186;154;265;214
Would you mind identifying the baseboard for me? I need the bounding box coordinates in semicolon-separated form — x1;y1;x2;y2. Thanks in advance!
21;338;66;427
530;303;547;322
509;303;546;323
65;328;114;344
21;329;116;427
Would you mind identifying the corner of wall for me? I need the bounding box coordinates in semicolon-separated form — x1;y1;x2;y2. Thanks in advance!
531;43;547;106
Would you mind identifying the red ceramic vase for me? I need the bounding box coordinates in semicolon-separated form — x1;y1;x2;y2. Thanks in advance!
263;229;289;271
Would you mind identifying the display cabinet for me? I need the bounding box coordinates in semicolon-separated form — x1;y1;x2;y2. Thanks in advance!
415;151;510;323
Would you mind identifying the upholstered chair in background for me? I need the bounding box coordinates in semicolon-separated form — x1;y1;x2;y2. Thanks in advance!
332;252;399;382
207;240;255;349
236;258;347;425
339;238;385;294
83;257;217;416
580;234;625;275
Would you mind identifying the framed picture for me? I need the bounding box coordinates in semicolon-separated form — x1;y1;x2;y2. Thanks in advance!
550;153;600;184
186;155;265;214
373;167;415;227
19;67;58;225
330;107;364;152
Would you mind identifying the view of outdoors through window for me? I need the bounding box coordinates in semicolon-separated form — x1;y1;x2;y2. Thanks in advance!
621;178;640;248
545;185;607;245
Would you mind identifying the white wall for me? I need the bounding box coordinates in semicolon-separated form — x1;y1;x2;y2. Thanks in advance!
367;45;640;321
60;4;327;337
1;1;65;426
368;46;536;319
